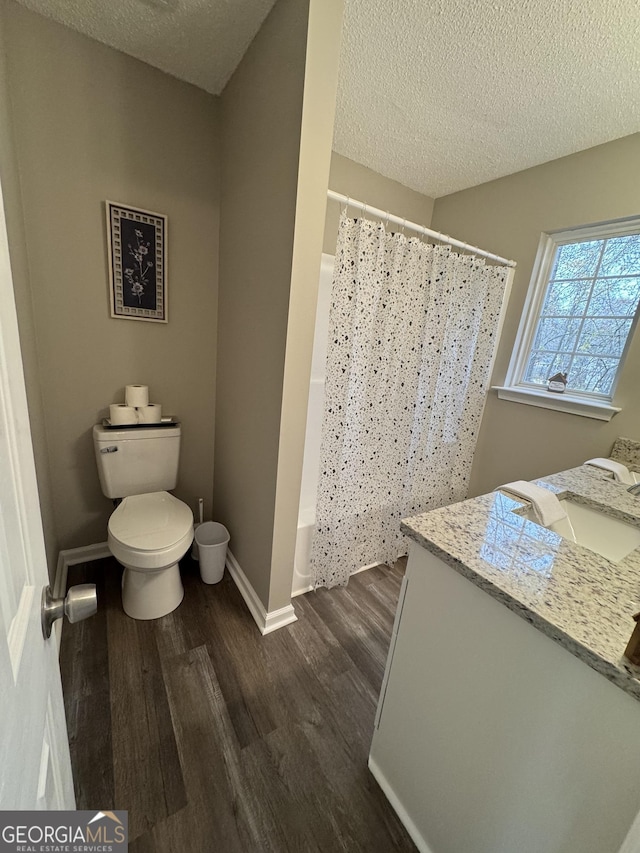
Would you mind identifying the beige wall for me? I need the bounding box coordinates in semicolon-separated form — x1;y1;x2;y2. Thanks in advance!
324;153;435;254
269;0;344;611
0;0;58;578
4;1;220;549
431;134;640;496
215;0;312;609
215;0;343;612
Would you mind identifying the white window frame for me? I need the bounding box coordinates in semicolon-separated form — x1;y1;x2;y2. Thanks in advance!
494;217;640;421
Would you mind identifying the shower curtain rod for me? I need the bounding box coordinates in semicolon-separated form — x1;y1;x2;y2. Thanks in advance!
327;190;516;268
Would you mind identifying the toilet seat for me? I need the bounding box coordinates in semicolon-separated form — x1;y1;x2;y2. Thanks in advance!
108;491;193;572
109;491;193;550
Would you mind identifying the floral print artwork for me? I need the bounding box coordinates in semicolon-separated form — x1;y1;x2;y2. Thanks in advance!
310;213;508;589
124;229;154;305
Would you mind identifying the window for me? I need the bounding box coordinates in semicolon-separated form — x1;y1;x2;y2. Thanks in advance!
496;218;640;420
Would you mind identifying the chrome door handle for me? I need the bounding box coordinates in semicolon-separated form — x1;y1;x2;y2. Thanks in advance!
41;584;97;639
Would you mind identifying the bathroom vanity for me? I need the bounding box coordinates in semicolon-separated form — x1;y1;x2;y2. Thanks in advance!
370;458;640;853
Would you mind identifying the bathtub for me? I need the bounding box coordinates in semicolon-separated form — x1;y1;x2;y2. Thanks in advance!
292;506;317;596
293;498;379;595
292;254;334;596
292;379;324;596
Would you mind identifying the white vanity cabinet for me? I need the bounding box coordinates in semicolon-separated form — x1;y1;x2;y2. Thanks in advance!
369;541;640;853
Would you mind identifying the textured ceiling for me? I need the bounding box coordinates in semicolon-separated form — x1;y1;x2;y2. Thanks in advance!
14;0;277;95
14;0;640;197
334;0;640;197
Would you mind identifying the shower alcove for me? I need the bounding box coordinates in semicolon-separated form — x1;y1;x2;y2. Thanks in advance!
292;253;333;596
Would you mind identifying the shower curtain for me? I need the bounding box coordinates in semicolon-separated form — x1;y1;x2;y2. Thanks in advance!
310;212;509;589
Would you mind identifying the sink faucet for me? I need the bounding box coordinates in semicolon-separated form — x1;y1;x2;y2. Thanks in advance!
628;483;640;495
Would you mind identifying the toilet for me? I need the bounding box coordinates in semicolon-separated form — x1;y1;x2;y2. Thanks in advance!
93;423;193;620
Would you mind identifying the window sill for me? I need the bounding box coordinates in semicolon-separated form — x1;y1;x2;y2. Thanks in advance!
492;385;621;421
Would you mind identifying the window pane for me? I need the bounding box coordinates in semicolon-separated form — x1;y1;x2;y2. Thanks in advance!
587;277;640;317
552;240;603;279
568;355;618;395
598;235;640;276
524;352;567;385
577;318;632;357
512;222;640;403
540;279;589;316
532;316;581;353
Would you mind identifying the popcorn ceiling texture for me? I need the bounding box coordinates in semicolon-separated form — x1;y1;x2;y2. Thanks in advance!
13;0;640;195
333;0;640;197
14;0;277;95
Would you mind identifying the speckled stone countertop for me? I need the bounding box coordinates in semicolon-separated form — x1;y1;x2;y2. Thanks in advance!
612;435;640;469
401;451;640;702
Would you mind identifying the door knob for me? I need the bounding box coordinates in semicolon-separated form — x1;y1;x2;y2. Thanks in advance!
41;584;97;639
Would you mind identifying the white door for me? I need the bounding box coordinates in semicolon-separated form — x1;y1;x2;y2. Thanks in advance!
0;174;75;808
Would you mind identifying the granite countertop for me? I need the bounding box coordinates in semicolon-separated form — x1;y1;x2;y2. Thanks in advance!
401;445;640;702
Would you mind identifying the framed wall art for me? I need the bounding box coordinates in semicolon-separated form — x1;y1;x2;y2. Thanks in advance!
106;201;168;323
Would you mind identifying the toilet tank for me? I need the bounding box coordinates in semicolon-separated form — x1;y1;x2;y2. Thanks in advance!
93;424;181;499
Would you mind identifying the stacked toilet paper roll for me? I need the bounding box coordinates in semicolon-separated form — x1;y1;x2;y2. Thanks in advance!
109;404;138;425
125;384;149;408
109;385;164;425
137;403;163;424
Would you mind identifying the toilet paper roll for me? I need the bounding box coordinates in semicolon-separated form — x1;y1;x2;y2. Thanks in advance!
109;404;138;425
136;403;162;424
125;384;149;408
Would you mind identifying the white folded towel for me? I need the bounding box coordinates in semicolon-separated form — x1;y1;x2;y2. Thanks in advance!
584;457;634;485
497;480;568;526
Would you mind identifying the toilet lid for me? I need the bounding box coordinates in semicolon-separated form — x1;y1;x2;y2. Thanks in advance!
109;491;193;551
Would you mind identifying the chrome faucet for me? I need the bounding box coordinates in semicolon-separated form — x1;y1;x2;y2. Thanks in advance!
628;483;640;495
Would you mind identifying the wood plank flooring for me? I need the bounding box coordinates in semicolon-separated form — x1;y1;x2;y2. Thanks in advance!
59;556;416;852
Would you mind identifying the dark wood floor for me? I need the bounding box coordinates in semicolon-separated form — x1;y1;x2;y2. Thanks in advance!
60;555;416;852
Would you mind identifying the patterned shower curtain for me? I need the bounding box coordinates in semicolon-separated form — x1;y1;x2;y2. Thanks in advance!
310;212;509;589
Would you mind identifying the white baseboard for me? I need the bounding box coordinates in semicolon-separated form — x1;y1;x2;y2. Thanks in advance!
262;603;299;634
54;542;111;653
225;549;298;635
368;755;434;853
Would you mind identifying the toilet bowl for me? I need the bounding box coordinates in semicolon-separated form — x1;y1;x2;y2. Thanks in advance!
108;491;193;620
